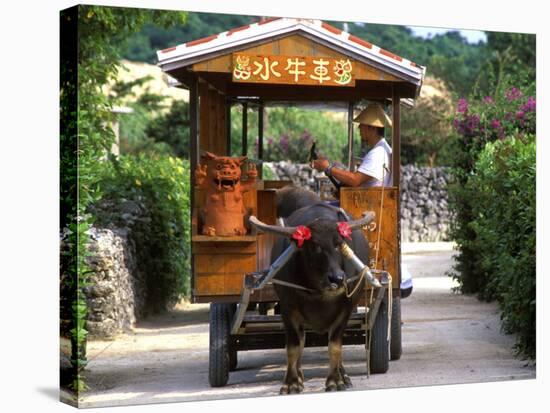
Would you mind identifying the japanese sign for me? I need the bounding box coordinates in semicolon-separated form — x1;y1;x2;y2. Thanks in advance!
232;54;355;87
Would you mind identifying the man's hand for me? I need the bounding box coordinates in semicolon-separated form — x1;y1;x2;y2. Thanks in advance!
312;158;330;172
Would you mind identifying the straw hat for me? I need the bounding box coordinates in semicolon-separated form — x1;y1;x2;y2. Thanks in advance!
353;104;393;128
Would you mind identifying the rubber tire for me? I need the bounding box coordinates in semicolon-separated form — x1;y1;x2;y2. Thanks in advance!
228;303;238;371
229;348;238;372
369;299;390;374
390;296;402;361
208;303;232;387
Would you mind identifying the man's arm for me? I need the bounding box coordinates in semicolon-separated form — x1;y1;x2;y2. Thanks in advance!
312;158;374;187
331;167;373;187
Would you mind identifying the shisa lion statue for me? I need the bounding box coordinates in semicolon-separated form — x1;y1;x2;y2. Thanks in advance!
195;151;257;236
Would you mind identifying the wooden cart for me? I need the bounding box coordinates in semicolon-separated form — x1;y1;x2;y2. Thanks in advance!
157;17;425;387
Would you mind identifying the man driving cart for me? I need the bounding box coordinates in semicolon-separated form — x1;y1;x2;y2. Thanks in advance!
312;103;413;298
312;103;392;187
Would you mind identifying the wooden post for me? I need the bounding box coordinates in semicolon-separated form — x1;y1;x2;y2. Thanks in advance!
258;102;264;160
392;87;401;289
347;102;354;171
189;75;199;302
226;98;231;156
392;91;400;188
258;101;264;178
242;102;248;156
189;75;199;183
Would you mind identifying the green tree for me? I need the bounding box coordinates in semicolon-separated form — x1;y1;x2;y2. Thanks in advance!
328;22;489;96
145;100;190;157
473;32;536;98
123;12;256;63
60;5;187;393
401;95;456;166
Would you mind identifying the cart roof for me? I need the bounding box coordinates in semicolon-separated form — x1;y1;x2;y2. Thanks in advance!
157;17;425;100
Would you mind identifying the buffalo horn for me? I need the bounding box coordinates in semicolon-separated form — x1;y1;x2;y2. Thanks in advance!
248;215;297;237
347;211;376;230
340;243;382;288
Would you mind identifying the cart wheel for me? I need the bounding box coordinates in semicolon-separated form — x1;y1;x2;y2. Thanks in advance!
228;303;238;371
369;299;389;374
390;296;402;361
229;348;238;372
208;303;233;387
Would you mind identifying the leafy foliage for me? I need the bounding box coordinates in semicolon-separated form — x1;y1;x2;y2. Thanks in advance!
145;100;190;157
95;156;191;310
400;78;456;167
122;12;255;63
60;4;187;392
341;24;488;96
447;81;536;358
230;105;348;163
474;32;536;97
462;136;535;357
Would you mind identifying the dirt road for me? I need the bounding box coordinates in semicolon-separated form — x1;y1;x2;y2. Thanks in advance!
75;249;535;408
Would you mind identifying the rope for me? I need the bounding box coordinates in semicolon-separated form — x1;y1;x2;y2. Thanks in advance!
365;280;374;377
344;265;367;298
386;274;392;342
373;163;387;269
365;163;393;376
381;165;393;344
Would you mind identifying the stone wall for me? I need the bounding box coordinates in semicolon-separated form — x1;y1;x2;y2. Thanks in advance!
264;161;326;189
264;162;451;242
84;227;147;338
60;224;149;339
400;165;451;242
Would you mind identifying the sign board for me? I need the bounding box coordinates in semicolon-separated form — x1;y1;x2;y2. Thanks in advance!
232;54;355;87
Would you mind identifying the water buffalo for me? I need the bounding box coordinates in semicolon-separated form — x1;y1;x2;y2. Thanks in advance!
249;187;375;394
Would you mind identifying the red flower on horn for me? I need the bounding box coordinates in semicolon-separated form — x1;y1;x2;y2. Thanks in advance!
337;222;352;240
292;225;312;248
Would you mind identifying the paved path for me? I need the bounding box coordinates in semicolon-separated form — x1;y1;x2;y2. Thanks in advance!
74;250;535;408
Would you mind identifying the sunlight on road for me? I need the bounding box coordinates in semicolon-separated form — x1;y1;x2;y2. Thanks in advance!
83;392;146;404
152;384;277;400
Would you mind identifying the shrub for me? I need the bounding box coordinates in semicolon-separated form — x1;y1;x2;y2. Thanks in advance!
449;83;536;294
94;155;191;312
448;81;536;358
466;136;535;358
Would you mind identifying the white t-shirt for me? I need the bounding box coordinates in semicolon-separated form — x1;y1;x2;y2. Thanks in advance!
357;138;392;187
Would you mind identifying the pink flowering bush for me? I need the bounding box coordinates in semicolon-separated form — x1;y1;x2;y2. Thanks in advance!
452;85;535;146
448;82;536;359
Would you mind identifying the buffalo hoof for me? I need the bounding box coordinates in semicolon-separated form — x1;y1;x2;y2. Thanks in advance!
325;384;337;392
325;381;347;392
280;383;303;395
343;374;353;388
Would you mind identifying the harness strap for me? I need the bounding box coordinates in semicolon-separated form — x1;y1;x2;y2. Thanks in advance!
271;278;314;292
271;273;362;294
